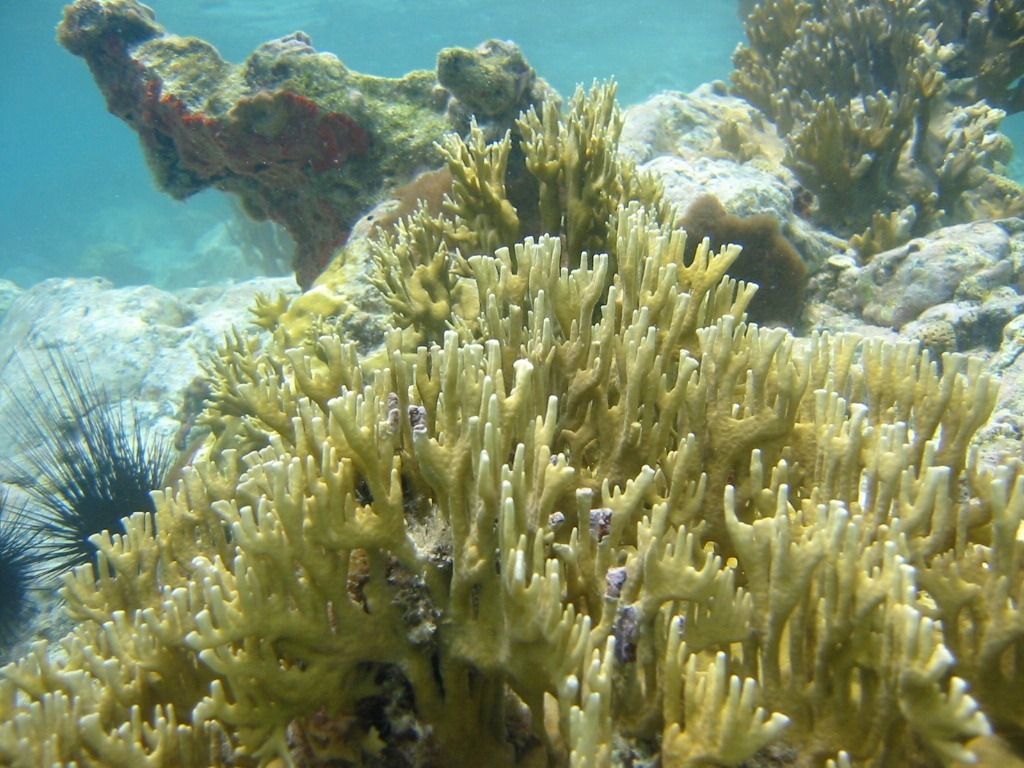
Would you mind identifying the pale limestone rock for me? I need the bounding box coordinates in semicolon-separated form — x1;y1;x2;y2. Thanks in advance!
643;155;793;222
0;276;297;462
622;87;845;272
831;221;1014;329
620;84;781;165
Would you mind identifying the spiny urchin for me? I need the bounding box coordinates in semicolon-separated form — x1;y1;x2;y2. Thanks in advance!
0;489;43;652
1;349;176;578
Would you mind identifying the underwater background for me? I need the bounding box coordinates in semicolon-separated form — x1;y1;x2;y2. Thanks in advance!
0;0;751;290
5;1;1024;764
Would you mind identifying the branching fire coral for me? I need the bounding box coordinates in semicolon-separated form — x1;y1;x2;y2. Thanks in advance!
356;81;667;349
732;0;1024;243
0;84;1021;768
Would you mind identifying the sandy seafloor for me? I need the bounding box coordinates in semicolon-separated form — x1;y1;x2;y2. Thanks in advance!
0;0;758;290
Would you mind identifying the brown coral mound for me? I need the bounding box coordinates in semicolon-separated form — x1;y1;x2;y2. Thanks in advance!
678;195;806;326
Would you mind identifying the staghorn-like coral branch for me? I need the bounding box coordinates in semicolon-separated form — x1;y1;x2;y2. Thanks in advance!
2;74;1021;768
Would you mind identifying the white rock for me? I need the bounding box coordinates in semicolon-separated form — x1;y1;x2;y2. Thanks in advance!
0;276;297;465
833;222;1013;329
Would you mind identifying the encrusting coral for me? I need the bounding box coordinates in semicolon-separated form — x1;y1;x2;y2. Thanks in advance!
1;83;1023;768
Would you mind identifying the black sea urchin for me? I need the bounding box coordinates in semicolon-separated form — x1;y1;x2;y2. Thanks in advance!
0;489;43;651
1;349;175;578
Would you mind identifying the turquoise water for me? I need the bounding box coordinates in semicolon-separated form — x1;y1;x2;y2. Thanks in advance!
0;1;742;289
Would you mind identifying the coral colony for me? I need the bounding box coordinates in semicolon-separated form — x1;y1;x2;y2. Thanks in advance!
731;0;1024;250
1;0;1023;767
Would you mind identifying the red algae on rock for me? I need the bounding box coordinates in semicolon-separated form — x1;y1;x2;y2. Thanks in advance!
139;82;372;286
58;0;548;288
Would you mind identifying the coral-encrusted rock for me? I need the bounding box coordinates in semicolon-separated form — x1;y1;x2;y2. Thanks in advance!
57;0;398;288
831;221;1014;329
901;291;1024;356
437;39;555;133
58;0;548;289
142;82;370;191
